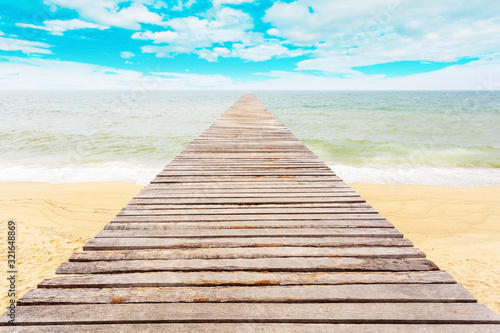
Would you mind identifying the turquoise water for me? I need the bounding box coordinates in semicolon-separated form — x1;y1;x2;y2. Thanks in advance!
1;90;499;185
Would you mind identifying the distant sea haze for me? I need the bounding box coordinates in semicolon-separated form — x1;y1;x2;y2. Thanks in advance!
1;90;499;186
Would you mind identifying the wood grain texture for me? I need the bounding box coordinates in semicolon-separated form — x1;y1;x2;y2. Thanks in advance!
94;228;402;239
2;303;499;325
39;271;453;288
55;257;439;274
82;236;415;250
105;219;394;229
69;246;425;261
18;284;476;305
2;324;500;333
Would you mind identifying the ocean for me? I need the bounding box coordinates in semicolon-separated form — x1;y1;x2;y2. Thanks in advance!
1;90;499;186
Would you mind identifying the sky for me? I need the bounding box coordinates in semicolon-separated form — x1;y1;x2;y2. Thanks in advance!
0;0;499;90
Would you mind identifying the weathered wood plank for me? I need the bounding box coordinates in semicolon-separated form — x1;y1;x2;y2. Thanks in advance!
95;228;402;239
70;247;424;261
122;203;371;210
173;154;318;159
130;197;365;204
3;303;499;325
137;189;358;195
145;183;351;189
56;257;437;274
106;220;394;229
117;207;378;216
157;171;336;176
39;271;454;289
83;236;414;251
165;163;330;168
112;214;385;222
19;284;476;305
3;323;500;333
150;177;341;183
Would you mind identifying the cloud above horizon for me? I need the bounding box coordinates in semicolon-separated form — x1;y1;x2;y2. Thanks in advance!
0;0;499;89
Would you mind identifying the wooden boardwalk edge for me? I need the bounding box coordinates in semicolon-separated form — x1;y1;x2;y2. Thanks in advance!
2;94;499;330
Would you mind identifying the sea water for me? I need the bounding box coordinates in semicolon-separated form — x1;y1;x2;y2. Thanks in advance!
0;90;499;186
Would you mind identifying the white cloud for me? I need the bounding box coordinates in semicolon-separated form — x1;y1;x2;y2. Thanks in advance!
0;56;142;89
239;58;500;91
0;56;235;89
171;0;196;11
16;19;108;36
266;28;279;36
213;0;255;5
135;7;268;60
263;0;500;73
196;47;230;62
132;30;179;43
121;51;135;58
43;0;165;29
166;7;253;46
0;36;52;54
134;7;305;62
232;43;305;62
1;55;499;90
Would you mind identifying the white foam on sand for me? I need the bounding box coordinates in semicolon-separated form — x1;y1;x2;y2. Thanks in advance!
0;163;163;185
330;164;500;187
1;162;499;187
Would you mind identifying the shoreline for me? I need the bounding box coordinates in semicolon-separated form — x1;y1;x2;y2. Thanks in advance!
1;163;500;187
0;181;499;314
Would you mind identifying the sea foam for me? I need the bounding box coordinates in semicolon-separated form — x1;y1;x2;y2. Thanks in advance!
1;163;499;187
330;164;500;187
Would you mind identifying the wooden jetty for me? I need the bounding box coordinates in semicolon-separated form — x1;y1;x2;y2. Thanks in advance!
2;95;499;332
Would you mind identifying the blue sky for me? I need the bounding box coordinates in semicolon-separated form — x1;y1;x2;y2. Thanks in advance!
0;0;499;89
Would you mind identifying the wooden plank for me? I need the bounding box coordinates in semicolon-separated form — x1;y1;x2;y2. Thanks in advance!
3;323;500;333
130;197;366;204
39;271;454;289
83;237;414;251
172;154;318;158
150;177;341;183
157;171;336;176
180;150;316;154
160;168;333;172
111;214;385;222
56;257;437;274
165;159;325;163
105;220;394;229
136;189;358;195
19;284;476;305
165;163;329;167
122;203;372;209
94;228;402;239
69;247;424;261
144;183;351;189
161;167;332;171
117;207;378;216
3;303;499;325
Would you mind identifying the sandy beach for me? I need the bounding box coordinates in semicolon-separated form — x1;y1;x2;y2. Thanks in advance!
0;182;142;308
1;181;499;314
350;183;500;314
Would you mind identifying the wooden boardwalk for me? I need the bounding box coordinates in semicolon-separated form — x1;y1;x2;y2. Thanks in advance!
2;95;499;332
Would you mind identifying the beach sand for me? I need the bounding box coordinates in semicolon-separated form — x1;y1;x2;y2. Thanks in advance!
0;182;143;308
350;183;500;314
0;182;499;314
